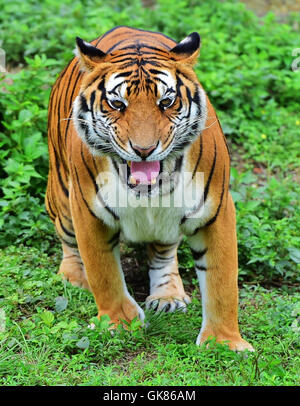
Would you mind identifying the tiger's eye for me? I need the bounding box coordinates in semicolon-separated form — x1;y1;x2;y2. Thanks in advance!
159;97;173;109
110;99;126;111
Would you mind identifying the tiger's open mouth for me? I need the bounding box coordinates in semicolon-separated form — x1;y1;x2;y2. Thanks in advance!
114;156;182;195
123;160;165;193
118;156;183;195
127;160;161;187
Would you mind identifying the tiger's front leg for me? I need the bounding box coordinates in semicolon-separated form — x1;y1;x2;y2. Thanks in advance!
69;185;144;325
188;194;254;351
145;242;191;312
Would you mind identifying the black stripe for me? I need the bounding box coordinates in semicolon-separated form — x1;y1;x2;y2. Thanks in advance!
114;71;133;79
111;58;168;68
216;116;230;158
58;216;75;238
178;69;195;84
191;248;207;260
195;265;207;272
192;135;203;179
80;144;98;194
51;142;69;198
58;62;81;142
108;230;120;244
96;189;120;221
107;230;120;250
96;26;122;44
59;235;78;248
73;166;99;219
175;155;184;172
46;198;56;220
109;232;120;250
154;241;177;247
204;138;217;202
80;95;90;113
111;53;170;63
176;72;184;97
106;39;127;53
47;86;57;128
53;59;73;91
204;167;226;228
63;67;81;142
68;69;82;111
222;132;230;158
90;90;97;124
185;86;193;117
109;52;140;61
47;212;56;222
148;68;167;76
157;281;170;288
84;75;101;92
189;164;226;236
63;62;79;114
64;107;73;143
56;67;69;146
110;240;119;251
149;265;166;270
98;79;110;114
115;43;169;54
77;113;89;137
154;247;174;255
161;273;171;278
111;159;120;175
109;56;137;65
154;254;174;261
60;211;73;226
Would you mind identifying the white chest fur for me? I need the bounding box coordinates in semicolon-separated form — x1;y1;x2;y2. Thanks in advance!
92;158;213;243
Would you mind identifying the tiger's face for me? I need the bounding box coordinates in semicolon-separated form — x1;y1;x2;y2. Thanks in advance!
73;33;207;188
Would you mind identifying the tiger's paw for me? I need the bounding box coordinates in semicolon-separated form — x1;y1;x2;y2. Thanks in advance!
58;268;90;290
97;297;145;327
196;330;254;352
145;294;191;313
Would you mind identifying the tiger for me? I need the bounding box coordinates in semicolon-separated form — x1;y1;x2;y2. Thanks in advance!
46;26;254;351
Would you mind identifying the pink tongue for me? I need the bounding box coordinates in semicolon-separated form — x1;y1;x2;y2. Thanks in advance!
130;161;160;185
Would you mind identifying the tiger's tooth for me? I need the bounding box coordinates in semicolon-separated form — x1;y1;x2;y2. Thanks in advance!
129;175;136;185
151;178;156;185
127;161;131;167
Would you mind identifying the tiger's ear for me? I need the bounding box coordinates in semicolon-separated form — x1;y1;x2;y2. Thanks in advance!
170;32;201;65
75;37;107;71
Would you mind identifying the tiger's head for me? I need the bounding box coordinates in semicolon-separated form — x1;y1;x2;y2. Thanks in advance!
73;31;207;188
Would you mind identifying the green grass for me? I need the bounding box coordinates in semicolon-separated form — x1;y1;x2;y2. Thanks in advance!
0;246;299;386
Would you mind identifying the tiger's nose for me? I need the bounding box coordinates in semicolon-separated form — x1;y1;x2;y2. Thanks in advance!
131;142;157;159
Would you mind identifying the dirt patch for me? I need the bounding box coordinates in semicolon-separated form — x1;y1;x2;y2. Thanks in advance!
0;65;23;91
240;0;300;18
121;242;197;303
121;243;149;302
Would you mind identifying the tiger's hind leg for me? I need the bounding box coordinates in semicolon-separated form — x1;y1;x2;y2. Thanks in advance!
145;242;191;312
